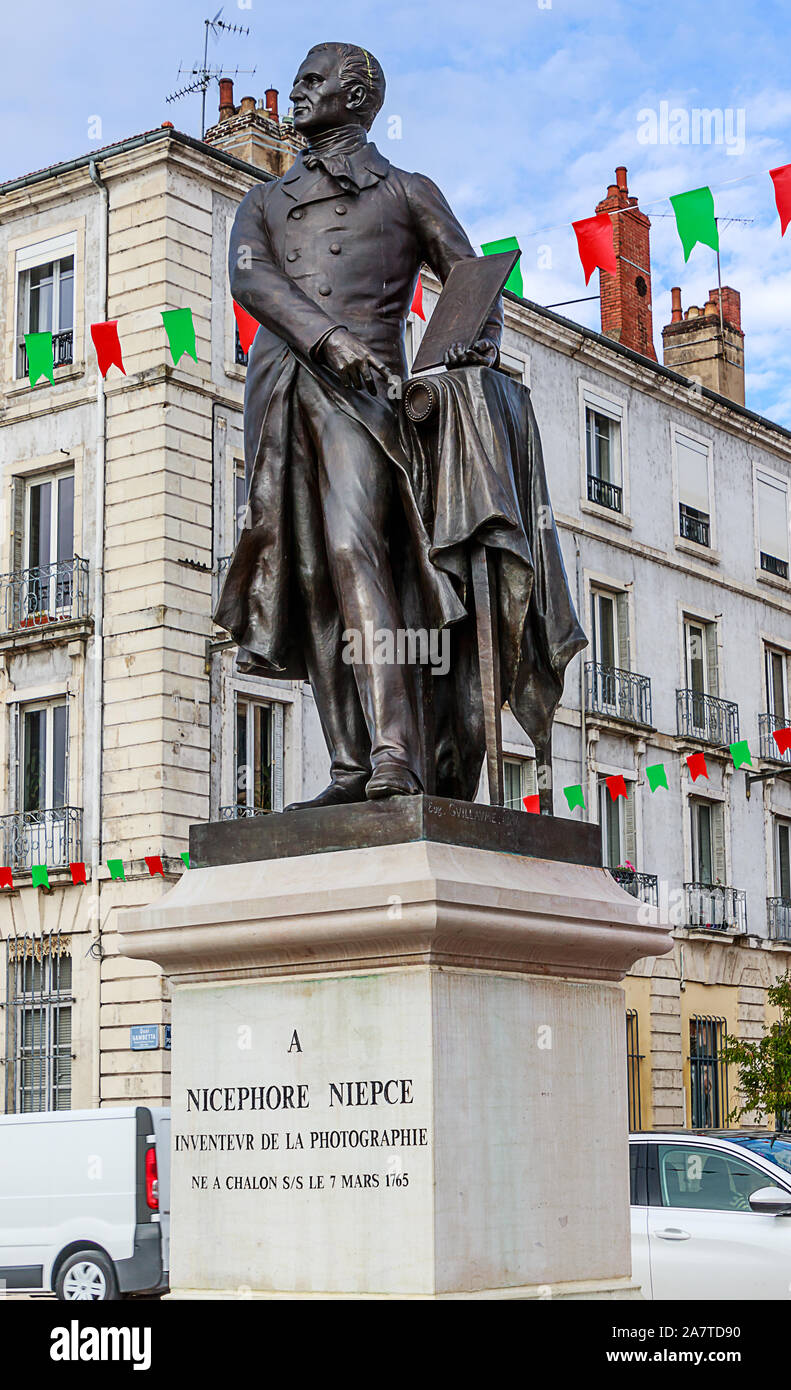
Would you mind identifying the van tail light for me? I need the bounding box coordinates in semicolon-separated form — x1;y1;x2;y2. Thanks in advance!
145;1146;159;1210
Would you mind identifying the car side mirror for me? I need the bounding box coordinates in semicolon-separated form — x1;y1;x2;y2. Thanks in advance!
748;1185;791;1216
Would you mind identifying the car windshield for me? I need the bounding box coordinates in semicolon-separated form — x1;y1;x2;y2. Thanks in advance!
725;1135;791;1178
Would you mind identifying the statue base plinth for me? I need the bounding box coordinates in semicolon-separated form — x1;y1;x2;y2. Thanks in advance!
119;807;670;1299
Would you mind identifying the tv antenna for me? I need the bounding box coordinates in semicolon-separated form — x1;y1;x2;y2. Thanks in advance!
167;8;256;138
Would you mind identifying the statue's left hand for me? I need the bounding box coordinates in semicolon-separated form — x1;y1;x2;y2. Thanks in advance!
444;338;498;369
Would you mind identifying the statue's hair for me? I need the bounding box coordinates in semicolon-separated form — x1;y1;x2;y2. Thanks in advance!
306;42;386;130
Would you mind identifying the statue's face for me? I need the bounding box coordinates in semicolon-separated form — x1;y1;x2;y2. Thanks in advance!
290;48;365;133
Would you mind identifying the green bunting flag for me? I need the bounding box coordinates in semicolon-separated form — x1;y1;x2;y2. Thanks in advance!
161;308;197;365
107;859;126;882
564;784;585;812
31;864;50;890
669;186;719;262
730;740;753;770
646;763;668;792
25;332;54;387
481;236;523;296
180;851;190;868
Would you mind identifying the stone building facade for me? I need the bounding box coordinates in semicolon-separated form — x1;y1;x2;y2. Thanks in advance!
0;98;790;1133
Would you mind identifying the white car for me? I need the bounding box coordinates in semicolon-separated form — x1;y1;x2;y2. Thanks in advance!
630;1131;791;1299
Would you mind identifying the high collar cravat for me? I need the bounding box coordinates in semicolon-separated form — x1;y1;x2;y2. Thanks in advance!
302;125;369;194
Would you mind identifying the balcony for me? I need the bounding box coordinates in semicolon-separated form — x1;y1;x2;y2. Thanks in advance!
17;329;74;379
609;868;659;907
684;882;747;934
760;551;789;580
585;663;652;726
219;804;269;820
587;473;622;513
676;689;739;745
768;898;791;942
679;503;710;547
0;557;90;635
759;712;791;763
0;806;83;870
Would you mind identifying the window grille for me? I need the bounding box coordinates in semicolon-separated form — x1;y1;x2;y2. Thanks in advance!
4;933;72;1113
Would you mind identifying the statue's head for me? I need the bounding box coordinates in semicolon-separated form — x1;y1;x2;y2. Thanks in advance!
290;42;386;135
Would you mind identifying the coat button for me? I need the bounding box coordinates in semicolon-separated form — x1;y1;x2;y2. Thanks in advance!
334;204;347;215
286;251;298;262
318;284;332;296
291;208;303;219
329;243;341;254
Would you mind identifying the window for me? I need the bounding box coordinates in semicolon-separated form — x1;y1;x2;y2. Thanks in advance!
626;1010;643;1130
683;618;718;736
766;647;788;724
598;776;636;869
234;459;247;545
503;756;536;809
20;472;75;616
689;1017;729;1128
231;698;285;815
676;432;712;546
16;237;75;380
656;1143;769;1210
585;398;623;512
5;935;72;1112
21;702;68;814
589;588;631;715
776;821;791;901
756;472;790;579
689;798;726;886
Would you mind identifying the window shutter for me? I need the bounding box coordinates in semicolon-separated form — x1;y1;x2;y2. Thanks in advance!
757;475;789;562
623;784;637;865
712;803;727;883
616;593;631;671
9;702;20;814
677;435;710;513
271;702;284;812
705;624;719;698
11;476;25;577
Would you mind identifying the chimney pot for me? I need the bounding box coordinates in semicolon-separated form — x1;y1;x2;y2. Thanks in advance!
670;287;683;322
265;87;279;121
218;77;235;120
240;95;256;115
615;166;628;191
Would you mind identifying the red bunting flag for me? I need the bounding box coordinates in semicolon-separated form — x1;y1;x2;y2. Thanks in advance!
522;793;541;814
0;867;13;889
773;726;791;755
686;752;709;781
410;278;425;321
145;855;165;877
572;213;617;285
233;300;260;354
606;775;628;801
69;861;87;885
770;165;791;237
90;321;126;377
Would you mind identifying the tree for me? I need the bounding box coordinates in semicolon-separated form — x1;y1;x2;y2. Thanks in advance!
721;973;791;1127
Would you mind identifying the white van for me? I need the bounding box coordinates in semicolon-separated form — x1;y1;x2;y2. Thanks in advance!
0;1106;170;1300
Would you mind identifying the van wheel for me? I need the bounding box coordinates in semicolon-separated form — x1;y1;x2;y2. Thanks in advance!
56;1251;119;1301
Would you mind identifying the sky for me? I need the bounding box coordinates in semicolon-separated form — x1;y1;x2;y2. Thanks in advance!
3;0;791;422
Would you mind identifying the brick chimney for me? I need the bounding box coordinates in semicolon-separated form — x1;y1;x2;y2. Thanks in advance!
662;286;745;405
595;166;656;361
203;81;304;176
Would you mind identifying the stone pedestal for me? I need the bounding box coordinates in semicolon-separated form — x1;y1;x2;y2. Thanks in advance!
118;799;671;1299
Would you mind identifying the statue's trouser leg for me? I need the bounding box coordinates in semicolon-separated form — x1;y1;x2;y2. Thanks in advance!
295;371;421;781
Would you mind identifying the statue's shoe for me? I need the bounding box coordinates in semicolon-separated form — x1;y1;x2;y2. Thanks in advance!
365;764;422;799
284;778;368;812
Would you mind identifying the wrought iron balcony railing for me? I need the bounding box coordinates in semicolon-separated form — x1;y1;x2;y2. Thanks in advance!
760;551;789;580
676;689;739;745
684;883;747;934
219;804;269;820
585;662;652;726
0;557;90;634
768;898;791;942
587;473;622;513
0;806;82;870
679;503;710;547
759;712;791;763
17;329;74;379
609;868;659;907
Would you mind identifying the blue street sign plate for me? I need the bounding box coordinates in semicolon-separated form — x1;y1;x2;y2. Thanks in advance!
130;1024;160;1051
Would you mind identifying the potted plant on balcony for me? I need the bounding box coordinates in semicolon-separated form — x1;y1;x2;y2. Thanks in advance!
614;859;636;884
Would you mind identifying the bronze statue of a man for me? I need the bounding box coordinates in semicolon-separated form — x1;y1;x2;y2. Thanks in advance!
216;41;586;810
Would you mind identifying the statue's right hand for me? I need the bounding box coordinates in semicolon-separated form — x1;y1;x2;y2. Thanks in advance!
320;328;389;396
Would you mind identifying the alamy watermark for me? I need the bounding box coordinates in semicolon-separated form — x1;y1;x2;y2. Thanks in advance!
342;620;450;676
637;101;746;156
